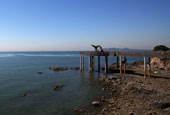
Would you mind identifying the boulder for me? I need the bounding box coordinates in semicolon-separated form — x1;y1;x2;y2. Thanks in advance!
151;57;170;72
92;101;100;106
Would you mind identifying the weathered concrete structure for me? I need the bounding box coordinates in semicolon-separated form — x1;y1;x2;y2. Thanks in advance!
80;51;170;78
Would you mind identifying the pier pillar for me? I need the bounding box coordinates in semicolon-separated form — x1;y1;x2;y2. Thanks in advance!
117;56;119;70
105;56;108;73
148;57;151;78
120;56;122;75
89;56;92;72
124;57;127;74
144;57;146;79
80;55;82;71
82;56;84;70
98;56;100;72
92;56;95;71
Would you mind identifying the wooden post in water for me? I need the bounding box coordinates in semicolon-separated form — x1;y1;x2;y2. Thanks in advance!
144;57;146;79
89;56;92;72
117;56;119;70
98;56;100;72
92;56;95;71
105;56;108;73
148;57;151;78
120;56;122;75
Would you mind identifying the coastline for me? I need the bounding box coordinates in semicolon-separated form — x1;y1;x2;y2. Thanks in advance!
79;68;170;115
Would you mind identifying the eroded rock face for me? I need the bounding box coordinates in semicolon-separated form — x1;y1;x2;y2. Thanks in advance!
151;57;170;72
151;57;164;68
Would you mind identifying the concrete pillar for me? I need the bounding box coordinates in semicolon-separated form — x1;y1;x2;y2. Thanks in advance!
98;56;100;72
82;56;84;70
92;56;95;71
124;57;126;74
144;57;146;79
117;56;119;70
89;56;92;72
105;56;108;73
80;56;82;71
120;56;122;75
148;57;151;78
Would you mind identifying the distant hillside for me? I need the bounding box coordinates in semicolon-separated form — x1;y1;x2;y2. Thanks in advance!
104;48;151;52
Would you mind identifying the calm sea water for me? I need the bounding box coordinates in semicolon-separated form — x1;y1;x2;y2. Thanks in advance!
0;51;142;115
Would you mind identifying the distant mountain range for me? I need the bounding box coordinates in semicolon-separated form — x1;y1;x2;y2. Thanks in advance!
103;48;151;52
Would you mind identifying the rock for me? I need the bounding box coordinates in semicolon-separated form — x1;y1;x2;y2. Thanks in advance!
129;112;135;115
108;104;112;108
53;84;64;90
37;72;43;74
58;84;64;87
150;57;170;73
154;71;158;74
101;87;105;91
98;77;105;82
116;79;121;83
74;108;78;112
92;101;100;106
109;93;113;96
101;96;105;102
110;76;118;80
105;78;111;83
74;108;84;114
21;93;27;97
108;99;115;104
49;67;68;71
151;57;165;68
53;87;57;90
130;60;144;67
101;108;107;113
74;67;80;70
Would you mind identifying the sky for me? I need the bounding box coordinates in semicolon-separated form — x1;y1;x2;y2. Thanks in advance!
0;0;170;51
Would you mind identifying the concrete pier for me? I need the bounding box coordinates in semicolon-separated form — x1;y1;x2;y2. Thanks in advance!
80;51;170;78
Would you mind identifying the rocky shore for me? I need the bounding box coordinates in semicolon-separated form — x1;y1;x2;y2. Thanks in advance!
76;58;170;115
76;71;170;115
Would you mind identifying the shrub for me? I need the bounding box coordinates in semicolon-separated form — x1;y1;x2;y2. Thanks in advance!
153;45;170;51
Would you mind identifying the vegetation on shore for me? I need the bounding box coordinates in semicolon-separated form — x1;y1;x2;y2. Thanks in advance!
153;45;170;51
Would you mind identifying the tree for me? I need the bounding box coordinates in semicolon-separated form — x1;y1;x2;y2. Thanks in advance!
153;45;170;51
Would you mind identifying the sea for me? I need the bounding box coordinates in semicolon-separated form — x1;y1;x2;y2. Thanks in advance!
0;51;143;115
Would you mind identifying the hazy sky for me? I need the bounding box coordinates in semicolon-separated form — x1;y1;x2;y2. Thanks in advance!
0;0;170;51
